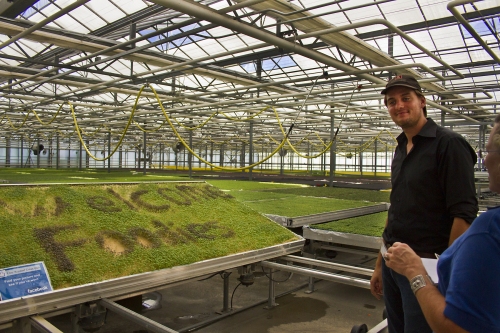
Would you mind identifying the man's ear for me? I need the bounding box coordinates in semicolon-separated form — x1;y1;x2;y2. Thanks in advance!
420;96;426;108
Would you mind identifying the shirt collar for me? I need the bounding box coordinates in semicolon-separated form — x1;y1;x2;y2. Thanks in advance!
396;117;437;144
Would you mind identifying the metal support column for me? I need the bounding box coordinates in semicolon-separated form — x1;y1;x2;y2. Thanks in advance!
119;146;123;169
360;140;363;176
5;136;10;167
107;131;111;173
321;149;325;175
78;138;82;170
307;142;311;175
188;129;193;178
36;137;41;168
385;144;388;173
143;131;147;175
67;142;71;168
129;23;136;77
280;148;284;176
265;269;278;309
204;144;208;170
20;135;24;168
329;98;336;186
16;317;31;333
220;144;224;167
221;271;231;313
85;140;90;168
47;139;52;168
210;142;214;171
306;276;315;294
240;142;245;172
249;122;254;180
159;143;163;169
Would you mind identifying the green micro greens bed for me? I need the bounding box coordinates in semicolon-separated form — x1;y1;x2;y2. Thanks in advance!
206;179;390;217
0;182;298;289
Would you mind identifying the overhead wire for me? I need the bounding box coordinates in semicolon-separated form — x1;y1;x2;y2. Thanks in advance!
1;82;398;165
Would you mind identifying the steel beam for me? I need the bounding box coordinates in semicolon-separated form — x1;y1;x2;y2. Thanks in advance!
99;299;178;333
266;203;389;228
30;316;64;333
303;226;382;250
260;260;370;289
148;0;381;84
0;239;303;323
280;255;374;277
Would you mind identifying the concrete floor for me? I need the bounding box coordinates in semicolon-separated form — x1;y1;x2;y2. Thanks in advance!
26;250;387;333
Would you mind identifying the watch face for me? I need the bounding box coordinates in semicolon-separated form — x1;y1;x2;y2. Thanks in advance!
411;275;426;294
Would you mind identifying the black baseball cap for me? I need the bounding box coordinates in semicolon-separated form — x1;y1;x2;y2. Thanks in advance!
381;75;422;95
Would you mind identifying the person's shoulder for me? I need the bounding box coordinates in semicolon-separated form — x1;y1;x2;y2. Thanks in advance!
471;208;500;236
434;125;472;149
484;206;500;217
435;124;464;139
422;118;463;140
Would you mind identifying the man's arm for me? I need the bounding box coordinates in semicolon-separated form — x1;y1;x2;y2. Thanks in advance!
370;252;384;300
370;218;388;299
386;243;469;333
448;217;470;246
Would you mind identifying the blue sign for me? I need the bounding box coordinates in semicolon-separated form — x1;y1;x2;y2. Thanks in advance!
0;262;53;301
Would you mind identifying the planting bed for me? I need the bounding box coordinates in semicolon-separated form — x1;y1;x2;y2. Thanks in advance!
207;180;390;218
0;182;298;289
312;211;387;237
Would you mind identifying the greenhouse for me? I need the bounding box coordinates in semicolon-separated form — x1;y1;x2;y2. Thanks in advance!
0;0;498;332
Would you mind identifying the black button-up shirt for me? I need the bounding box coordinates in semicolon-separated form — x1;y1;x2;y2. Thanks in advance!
383;118;478;254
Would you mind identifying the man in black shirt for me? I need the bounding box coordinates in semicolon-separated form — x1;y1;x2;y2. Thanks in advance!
370;75;478;333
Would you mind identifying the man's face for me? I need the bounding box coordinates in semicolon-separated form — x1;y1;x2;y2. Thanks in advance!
385;86;426;129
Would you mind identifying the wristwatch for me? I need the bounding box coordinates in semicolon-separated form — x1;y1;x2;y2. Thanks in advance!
410;275;427;295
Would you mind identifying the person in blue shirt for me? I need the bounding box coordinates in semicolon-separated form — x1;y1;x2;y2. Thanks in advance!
384;113;500;333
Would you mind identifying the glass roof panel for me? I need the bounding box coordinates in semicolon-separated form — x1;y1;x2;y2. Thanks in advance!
195;39;228;56
50;13;90;33
13;39;49;57
320;12;351;26
62;6;107;31
418;0;451;19
33;2;63;17
215;36;248;51
379;0;424;25
339;5;383;22
85;0;121;23
112;0;150;15
0;0;496;154
21;0;52;18
25;10;51;24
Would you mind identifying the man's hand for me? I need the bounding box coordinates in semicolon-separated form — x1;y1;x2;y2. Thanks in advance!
370;253;384;300
385;242;425;279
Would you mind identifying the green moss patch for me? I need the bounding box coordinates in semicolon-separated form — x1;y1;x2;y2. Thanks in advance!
206;179;390;204
312;211;387;237
241;196;374;217
227;190;296;202
206;180;306;191
207;180;389;218
261;186;390;203
0;182;298;289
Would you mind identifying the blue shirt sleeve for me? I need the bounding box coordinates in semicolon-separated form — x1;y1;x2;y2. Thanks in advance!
443;233;500;332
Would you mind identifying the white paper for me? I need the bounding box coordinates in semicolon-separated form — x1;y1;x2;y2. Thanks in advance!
380;243;388;260
421;258;439;285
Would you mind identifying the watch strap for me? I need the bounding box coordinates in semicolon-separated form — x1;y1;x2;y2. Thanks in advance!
410;274;427;295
